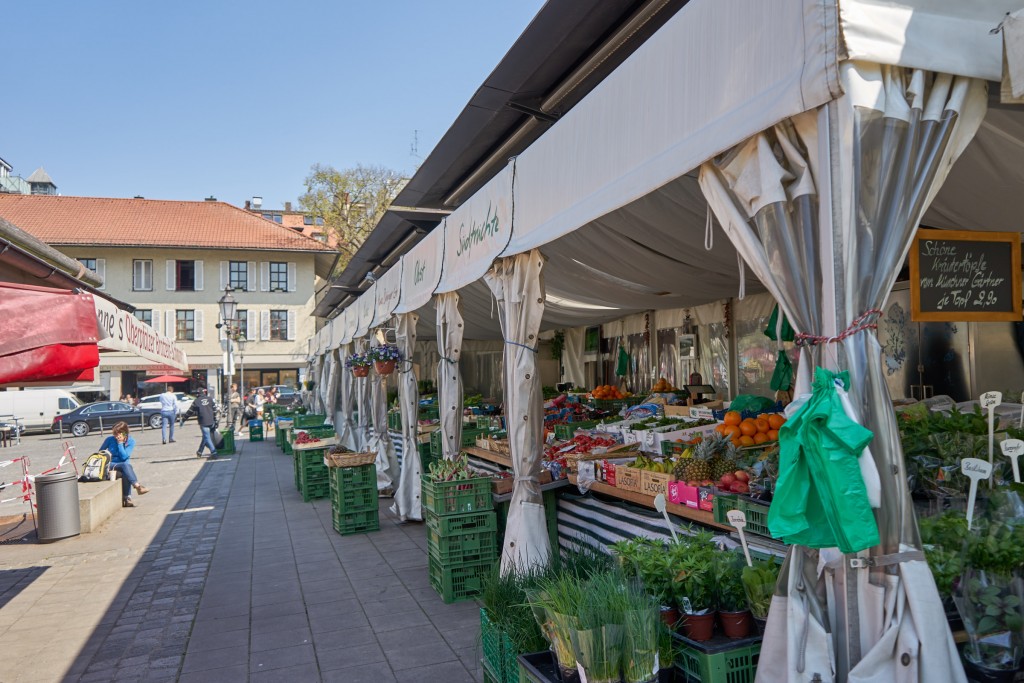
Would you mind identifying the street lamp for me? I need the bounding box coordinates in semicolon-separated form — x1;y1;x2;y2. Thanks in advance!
218;287;238;398
236;336;247;394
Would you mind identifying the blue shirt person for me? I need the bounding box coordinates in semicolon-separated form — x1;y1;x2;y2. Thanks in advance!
100;421;149;507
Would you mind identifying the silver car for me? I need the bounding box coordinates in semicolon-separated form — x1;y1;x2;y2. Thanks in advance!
137;391;194;415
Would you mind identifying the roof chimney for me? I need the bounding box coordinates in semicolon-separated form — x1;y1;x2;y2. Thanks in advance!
205;195;217;201
133;195;144;199
244;200;251;210
284;201;292;212
252;196;263;209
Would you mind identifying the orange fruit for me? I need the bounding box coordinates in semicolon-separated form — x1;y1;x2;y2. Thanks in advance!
723;411;742;426
723;425;741;440
753;432;769;444
739;419;757;437
715;424;728;436
767;429;779;441
754;418;770;434
768;414;786;430
738;435;755;447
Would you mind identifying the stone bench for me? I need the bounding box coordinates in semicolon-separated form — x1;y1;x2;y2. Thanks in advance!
77;479;120;533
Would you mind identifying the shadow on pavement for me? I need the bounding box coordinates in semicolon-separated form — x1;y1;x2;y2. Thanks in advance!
0;566;48;610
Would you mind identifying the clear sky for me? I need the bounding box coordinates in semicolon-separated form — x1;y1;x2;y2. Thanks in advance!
2;0;546;209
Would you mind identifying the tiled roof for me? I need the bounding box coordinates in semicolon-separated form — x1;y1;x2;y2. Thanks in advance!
0;194;335;253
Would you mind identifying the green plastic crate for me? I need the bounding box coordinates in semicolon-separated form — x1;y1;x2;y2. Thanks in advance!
430;427;488;457
387;411;403;432
217;430;236;455
419;405;440;421
332;507;379;535
425;509;497;537
329;463;376;489
586;396;644;412
673;633;761;683
713;494;771;538
421;475;492;517
331;484;377;513
296;425;337;440
248;420;263;441
481;609;520;683
294;413;327;428
553;420;598;441
428;527;497;565
428;555;490;603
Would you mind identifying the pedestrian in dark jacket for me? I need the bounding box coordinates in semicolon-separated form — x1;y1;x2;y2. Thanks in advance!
186;388;218;458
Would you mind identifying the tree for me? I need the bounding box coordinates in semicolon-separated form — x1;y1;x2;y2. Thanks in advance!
298;163;406;272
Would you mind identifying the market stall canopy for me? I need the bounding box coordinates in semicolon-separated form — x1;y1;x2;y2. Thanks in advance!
142;375;189;384
93;296;188;372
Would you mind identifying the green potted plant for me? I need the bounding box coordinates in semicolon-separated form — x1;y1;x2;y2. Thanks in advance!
530;572;584;682
367;343;402;376
572;571;627;683
344;352;371;377
742;557;781;633
716;551;752;638
678;547;716;641
612;538;682;629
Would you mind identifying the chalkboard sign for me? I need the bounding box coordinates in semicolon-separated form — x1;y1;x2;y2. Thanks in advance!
910;229;1022;322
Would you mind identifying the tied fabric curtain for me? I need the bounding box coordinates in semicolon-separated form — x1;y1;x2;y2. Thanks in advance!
484;250;551;574
368;337;399;492
436;292;464;461
561;326;586;387
337;343;357;450
322;350;338;426
701;63;986;682
353;337;371;451
391;312;422;521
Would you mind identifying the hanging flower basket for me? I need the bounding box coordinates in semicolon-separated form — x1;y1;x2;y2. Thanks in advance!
374;359;397;376
367;343;402;377
345;352;371;378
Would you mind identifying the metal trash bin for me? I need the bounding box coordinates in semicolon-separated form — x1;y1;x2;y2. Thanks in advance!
35;471;81;543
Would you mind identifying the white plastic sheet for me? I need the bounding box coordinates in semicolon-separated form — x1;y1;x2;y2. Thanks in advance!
390;312;422;521
484;251;551;573
435;292;464;461
368;338;398;492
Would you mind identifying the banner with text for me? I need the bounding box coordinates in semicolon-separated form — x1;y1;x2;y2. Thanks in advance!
436;162;514;293
371;261;403;326
94;296;188;371
395;222;443;313
355;282;376;337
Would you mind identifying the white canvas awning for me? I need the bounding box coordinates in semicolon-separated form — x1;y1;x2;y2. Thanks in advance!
371;261;402;327
94;295;188;372
394;221;443;314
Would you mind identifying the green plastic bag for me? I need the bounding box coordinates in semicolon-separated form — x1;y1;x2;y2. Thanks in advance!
767;368;880;553
615;344;629;377
729;394;777;414
769;351;793;392
763;304;795;342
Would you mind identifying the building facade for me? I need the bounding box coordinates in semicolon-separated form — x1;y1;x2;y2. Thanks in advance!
0;195;336;401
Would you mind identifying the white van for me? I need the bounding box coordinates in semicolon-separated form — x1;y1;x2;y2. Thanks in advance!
0;388;82;433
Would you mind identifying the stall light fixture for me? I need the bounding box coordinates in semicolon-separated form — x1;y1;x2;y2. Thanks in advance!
545;292;619;311
381;227;429;267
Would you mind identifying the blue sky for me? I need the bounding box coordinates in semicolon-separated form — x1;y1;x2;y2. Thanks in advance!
2;1;546;209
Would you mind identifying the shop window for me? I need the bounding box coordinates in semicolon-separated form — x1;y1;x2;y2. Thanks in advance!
133;309;152;326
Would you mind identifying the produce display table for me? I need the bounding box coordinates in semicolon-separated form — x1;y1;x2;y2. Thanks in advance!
567;474;731;532
463;445;512;469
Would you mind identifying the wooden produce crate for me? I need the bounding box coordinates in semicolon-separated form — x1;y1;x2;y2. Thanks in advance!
614;465;642;493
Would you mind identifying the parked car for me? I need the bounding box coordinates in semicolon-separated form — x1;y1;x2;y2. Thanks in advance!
137;392;194;415
257;385;301;407
51;401;163;437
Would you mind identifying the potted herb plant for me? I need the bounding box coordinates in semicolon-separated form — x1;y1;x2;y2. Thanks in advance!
716;551;752;638
344;352;372;378
530;572;584;683
368;343;402;376
572;572;627;683
678;547;716;641
741;557;781;634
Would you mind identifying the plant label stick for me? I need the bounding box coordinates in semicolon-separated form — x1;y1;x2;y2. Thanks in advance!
962;457;993;530
1002;438;1024;483
652;493;679;543
1019;391;1024;429
981;391;1002;487
727;509;753;567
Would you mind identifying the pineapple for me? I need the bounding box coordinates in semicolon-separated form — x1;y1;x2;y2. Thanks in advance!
696;433;738;482
682;457;712;483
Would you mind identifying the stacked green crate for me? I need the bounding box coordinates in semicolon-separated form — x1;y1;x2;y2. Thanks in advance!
387;410;402;432
423;475;496;603
217;430;236;455
294;413;327;428
430;427;488;457
295;446;330;502
329;463;379;535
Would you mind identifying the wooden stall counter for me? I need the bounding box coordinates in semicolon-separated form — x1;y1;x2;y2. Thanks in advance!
567;474;732;532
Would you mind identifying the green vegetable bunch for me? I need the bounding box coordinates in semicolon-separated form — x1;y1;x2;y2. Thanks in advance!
426;453;473;482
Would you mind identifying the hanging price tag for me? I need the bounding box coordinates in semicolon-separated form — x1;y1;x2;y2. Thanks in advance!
982;391;1003;487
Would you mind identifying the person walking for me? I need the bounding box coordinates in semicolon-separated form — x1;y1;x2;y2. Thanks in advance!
185;388;218;458
158;385;178;444
226;383;242;435
100;421;149;508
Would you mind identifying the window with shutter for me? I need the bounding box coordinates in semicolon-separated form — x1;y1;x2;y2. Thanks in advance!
260;262;270;292
134;260;153;291
165;310;175;336
166;260;176;290
220;261;228;291
194;309;204;341
247;310;256;340
269;262;287;291
270;310;288;340
260;311;271;340
194;261;204;291
175;310;195;341
287;262;297;292
95;259;106;290
287;310;296;340
228;261;247;290
247;261;256;291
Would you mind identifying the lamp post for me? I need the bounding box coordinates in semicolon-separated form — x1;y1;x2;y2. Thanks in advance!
218;287;238;399
236;336;247;394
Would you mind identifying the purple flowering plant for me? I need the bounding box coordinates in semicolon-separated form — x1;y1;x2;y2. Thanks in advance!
368;344;402;363
345;352;371;369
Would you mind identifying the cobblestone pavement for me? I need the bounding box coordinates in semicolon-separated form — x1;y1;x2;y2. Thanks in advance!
0;431;483;682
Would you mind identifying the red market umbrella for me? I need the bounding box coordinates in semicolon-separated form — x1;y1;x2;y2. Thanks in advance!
142;375;189;383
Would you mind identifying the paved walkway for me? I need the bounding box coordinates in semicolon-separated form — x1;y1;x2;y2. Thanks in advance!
0;432;483;682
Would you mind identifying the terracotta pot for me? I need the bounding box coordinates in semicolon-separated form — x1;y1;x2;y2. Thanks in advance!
659;605;681;630
352;366;370;378
374;359;397;376
681;612;715;641
719;609;752;639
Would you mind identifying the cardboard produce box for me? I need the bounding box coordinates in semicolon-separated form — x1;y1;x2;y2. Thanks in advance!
614;465;642;493
640;470;674;498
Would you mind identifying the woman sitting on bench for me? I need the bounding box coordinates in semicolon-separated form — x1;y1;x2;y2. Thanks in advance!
100;421;149;507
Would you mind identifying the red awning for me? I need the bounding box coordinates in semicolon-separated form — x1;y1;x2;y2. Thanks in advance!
0;283;100;384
